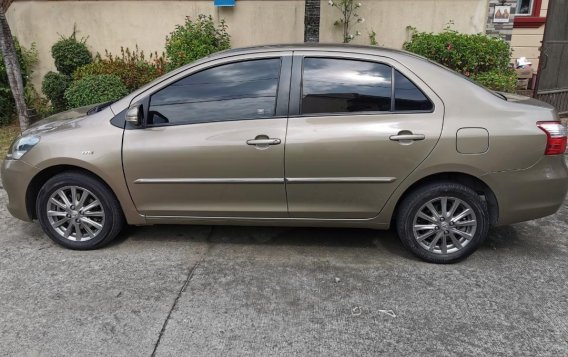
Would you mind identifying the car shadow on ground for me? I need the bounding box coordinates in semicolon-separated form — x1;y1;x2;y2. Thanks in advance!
106;222;535;262
109;223;419;258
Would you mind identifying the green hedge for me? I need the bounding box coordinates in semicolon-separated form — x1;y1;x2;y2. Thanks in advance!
64;74;128;108
0;40;36;125
404;29;516;92
471;69;517;93
51;31;92;76
73;47;164;92
165;14;230;71
41;71;70;112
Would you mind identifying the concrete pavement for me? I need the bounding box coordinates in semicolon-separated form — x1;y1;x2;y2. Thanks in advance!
1;182;567;356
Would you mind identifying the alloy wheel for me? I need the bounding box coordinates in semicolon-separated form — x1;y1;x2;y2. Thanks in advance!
412;196;477;255
46;186;106;242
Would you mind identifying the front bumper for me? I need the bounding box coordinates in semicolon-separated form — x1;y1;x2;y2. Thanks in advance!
1;159;38;222
483;155;568;225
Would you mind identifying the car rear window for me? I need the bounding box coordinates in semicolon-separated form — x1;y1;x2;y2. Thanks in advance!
301;58;392;114
300;58;433;115
394;70;433;111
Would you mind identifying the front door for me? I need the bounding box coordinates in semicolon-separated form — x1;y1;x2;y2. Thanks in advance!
122;55;292;218
284;54;444;219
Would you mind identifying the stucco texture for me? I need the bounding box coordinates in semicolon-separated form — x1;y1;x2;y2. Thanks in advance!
6;0;487;90
320;0;488;46
6;0;305;89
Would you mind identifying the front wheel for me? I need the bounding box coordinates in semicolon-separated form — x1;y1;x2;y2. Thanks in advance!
36;171;125;250
396;182;490;264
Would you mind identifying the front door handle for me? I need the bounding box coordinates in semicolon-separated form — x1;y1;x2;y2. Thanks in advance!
246;137;281;146
389;134;425;141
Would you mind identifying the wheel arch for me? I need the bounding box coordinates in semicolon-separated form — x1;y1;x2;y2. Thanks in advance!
26;165;122;221
390;172;499;226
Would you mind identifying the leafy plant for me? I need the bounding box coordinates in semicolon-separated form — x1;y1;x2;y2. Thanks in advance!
73;46;165;92
471;69;517;93
64;74;128;108
403;28;511;76
42;71;70;112
51;28;93;76
0;124;20;156
0;40;36;125
25;84;52;120
328;0;365;43
403;28;514;91
0;93;15;126
165;14;231;71
369;30;378;46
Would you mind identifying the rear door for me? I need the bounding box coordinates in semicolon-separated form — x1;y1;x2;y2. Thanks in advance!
285;52;444;219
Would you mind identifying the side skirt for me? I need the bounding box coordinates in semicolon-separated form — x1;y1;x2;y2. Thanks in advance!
144;215;390;229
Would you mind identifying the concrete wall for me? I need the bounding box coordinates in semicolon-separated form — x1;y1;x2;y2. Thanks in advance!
510;0;549;72
6;0;487;90
319;0;488;46
6;0;305;89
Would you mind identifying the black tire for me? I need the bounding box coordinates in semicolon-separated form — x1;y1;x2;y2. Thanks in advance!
36;171;125;250
396;181;489;264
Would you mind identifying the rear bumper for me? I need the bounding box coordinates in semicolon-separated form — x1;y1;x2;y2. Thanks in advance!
483;155;568;225
1;159;38;222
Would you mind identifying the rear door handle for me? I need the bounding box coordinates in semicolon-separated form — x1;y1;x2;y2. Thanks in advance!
246;138;281;146
389;134;425;141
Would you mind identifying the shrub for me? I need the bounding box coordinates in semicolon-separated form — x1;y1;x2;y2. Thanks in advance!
0;91;15;126
0;40;36;125
51;29;92;76
42;71;70;112
25;84;52;120
73;47;165;92
403;28;514;91
64;74;128;108
404;29;511;74
471;69;517;93
165;14;230;71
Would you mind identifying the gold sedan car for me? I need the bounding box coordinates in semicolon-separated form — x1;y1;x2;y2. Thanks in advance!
2;45;567;263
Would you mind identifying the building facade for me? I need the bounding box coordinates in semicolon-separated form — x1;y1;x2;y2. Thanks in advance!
4;0;547;90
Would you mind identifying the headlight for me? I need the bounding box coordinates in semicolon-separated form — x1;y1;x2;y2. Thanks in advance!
6;135;40;160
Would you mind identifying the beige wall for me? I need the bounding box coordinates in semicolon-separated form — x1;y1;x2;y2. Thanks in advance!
6;0;305;89
320;0;488;46
511;0;549;72
7;0;487;91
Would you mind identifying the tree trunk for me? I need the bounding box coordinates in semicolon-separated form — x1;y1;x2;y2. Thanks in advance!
0;6;29;132
304;0;321;43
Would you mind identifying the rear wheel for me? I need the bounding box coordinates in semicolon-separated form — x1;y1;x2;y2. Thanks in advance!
36;171;124;250
396;182;489;263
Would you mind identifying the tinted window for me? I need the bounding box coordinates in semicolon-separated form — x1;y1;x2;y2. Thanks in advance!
394;70;433;111
149;59;281;125
301;58;392;115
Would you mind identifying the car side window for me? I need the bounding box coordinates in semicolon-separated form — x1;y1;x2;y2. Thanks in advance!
394;70;433;111
301;58;392;115
148;58;282;125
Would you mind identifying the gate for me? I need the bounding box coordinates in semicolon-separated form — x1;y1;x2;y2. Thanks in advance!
534;0;568;115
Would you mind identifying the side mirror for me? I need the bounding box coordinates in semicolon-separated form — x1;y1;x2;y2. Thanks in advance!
125;106;142;126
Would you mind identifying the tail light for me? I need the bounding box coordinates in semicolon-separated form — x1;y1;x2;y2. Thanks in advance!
537;121;567;155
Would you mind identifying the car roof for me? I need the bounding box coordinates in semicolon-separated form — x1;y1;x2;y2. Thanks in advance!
213;43;425;61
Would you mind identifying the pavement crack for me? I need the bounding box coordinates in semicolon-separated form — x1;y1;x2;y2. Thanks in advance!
150;227;215;357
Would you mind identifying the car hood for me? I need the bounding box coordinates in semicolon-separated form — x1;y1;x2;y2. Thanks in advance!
23;103;112;136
